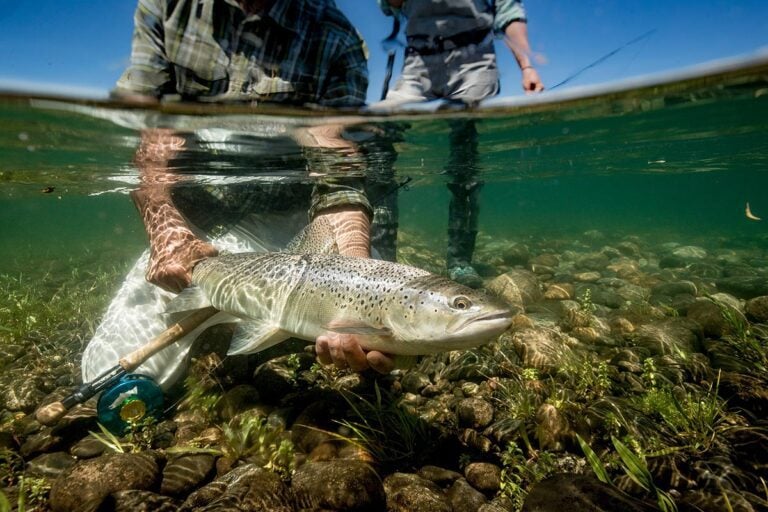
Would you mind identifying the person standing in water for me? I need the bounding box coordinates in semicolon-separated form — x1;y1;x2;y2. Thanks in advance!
372;0;544;287
82;0;396;393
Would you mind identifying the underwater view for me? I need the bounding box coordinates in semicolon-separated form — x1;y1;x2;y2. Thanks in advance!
1;55;768;511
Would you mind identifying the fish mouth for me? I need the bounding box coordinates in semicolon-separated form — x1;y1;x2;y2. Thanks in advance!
453;310;513;334
474;311;514;322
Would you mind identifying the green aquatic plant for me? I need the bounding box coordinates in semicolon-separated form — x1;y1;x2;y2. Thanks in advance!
612;436;678;512
0;488;9;512
16;475;51;512
565;358;611;401
0;262;125;405
713;298;768;373
221;411;295;477
635;376;733;455
576;434;677;512
489;367;561;457
578;288;597;314
337;382;431;467
89;422;128;453
642;357;658;389
498;442;558;509
89;416;158;454
0;449;50;512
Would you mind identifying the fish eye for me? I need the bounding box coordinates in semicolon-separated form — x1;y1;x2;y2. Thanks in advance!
452;296;472;310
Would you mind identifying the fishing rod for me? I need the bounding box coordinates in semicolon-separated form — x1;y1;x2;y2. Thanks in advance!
35;306;218;427
549;29;657;90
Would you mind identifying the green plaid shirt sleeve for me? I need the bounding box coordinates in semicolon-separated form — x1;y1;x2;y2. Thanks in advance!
494;0;527;34
114;0;174;97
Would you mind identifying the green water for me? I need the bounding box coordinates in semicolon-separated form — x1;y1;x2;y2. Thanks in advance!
2;57;766;274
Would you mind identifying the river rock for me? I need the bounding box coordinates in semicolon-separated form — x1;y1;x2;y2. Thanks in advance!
530;254;559;268
100;490;179;512
292;460;386;511
49;452;160;512
686;298;735;338
464;462;502;493
501;243;531;266
70;435;108;459
26;451;76;479
180;463;291;511
535;403;571;451
385;473;451;512
651;280;698;298
401;370;431;394
543;283;573;300
715;276;768;299
508;328;579;374
487;269;542;309
418;465;462;486
672;245;707;260
251;357;300;404
456;397;494;429
745;295;768;322
291;399;344;454
3;376;46;412
161;453;216;496
523;473;657;512
448;478;488;511
616;241;641;257
631;319;701;356
573;271;601;283
216;384;261;421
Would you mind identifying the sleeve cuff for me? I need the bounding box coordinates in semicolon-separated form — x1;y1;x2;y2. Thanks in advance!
309;184;373;220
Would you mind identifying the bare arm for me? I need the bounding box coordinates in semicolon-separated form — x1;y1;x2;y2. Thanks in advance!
130;128;218;293
504;21;544;93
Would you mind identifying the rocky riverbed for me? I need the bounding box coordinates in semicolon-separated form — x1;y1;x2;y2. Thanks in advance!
1;229;767;511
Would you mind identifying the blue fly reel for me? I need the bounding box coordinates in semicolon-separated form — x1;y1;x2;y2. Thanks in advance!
97;374;164;435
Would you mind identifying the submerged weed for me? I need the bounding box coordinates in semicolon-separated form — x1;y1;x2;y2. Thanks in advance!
634;375;736;455
714;298;768;373
337;382;431;468
498;443;558;509
89;418;157;454
221;411;295;477
577;434;678;512
0;449;51;512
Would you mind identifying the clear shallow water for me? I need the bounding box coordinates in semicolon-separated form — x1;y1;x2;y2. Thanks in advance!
1;55;768;511
1;55;767;274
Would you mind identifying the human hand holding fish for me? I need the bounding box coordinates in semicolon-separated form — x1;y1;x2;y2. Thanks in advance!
316;330;396;374
146;232;219;293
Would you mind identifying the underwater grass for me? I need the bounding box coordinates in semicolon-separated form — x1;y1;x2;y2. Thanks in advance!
577;434;678;512
0;258;126;351
336;381;432;469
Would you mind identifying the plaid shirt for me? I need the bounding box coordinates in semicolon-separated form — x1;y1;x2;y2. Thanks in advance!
117;0;372;219
115;0;368;107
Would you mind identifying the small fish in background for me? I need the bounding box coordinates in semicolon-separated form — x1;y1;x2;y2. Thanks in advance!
745;202;761;221
40;186;55;194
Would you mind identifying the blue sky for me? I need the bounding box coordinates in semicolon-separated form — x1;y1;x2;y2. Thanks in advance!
0;0;766;103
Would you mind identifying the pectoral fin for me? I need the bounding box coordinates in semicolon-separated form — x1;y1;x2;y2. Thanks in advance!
165;286;214;323
227;321;290;355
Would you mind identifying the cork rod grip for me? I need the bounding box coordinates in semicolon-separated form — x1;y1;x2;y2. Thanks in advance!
35;306;218;426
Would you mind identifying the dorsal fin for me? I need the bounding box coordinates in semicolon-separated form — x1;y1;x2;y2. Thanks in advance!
285;217;339;255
